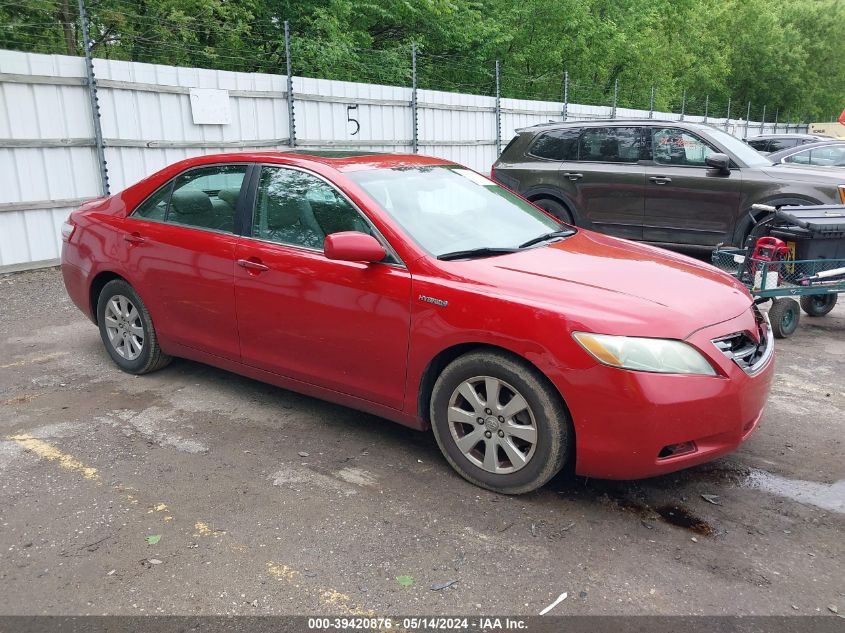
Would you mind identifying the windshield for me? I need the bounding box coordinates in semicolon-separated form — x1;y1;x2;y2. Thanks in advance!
706;127;773;168
347;165;565;257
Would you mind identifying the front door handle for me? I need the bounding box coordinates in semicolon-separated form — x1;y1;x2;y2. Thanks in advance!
563;172;583;181
237;258;269;272
649;176;672;185
123;232;145;244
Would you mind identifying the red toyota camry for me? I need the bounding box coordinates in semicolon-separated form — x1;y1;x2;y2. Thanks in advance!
61;152;774;493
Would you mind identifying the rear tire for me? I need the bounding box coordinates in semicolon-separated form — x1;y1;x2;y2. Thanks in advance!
769;298;800;338
532;198;573;224
800;293;837;317
96;279;172;374
430;350;571;494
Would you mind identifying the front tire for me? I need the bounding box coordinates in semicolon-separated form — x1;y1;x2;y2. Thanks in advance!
430;350;571;494
769;298;800;338
96;279;172;374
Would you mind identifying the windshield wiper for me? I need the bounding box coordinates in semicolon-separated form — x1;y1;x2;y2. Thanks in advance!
518;229;575;249
437;247;519;261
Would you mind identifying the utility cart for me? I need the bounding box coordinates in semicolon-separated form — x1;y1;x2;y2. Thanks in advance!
712;204;845;338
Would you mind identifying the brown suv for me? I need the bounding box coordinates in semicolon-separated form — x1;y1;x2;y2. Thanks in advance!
492;120;845;247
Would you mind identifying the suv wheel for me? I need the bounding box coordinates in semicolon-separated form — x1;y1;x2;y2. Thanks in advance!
430;350;571;494
532;198;573;224
96;279;172;374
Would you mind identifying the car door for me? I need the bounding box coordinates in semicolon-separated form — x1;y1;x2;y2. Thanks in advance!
121;163;248;361
643;127;743;246
233;164;412;410
562;126;645;240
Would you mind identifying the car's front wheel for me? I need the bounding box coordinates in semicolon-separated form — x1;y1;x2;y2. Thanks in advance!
430;350;571;494
96;279;172;374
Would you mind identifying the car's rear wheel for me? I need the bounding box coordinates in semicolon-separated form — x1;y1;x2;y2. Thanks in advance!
532;198;573;224
96;279;171;374
799;293;837;317
430;350;570;494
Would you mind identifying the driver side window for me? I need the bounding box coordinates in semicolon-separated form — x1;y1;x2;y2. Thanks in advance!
652;129;716;167
252;166;375;251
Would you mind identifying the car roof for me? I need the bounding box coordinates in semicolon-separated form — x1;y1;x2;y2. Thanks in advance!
515;119;719;134
747;133;822;140
166;150;455;173
767;139;845;159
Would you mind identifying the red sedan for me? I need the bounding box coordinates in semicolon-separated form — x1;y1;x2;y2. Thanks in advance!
61;152;774;493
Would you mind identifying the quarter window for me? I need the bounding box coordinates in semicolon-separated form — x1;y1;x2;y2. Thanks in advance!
529;128;580;161
253;167;374;251
579;127;642;163
652;129;716;166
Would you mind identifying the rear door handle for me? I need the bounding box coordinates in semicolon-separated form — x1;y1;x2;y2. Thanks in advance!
563;172;583;181
123;232;145;244
649;176;672;185
237;258;269;272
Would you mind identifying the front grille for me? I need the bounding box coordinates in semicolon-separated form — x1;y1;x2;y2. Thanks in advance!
712;305;772;375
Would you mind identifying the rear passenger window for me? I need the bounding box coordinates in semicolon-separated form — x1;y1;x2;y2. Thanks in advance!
131;164;247;232
768;139;796;152
529;128;580;160
167;165;247;233
579;127;641;163
746;139;771;152
133;184;172;221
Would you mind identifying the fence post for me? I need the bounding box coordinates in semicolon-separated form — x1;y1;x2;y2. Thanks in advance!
649;86;654;119
773;108;779;133
495;60;501;156
745;101;751;138
724;97;731;131
760;105;766;133
562;70;569;121
411;42;418;154
679;89;686;121
704;95;709;123
611;78;618;119
77;0;109;196
284;21;295;148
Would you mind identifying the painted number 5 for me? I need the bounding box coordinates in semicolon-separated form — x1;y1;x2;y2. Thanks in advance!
347;105;360;136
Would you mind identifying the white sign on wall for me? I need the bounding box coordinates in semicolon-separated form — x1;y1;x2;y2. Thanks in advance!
189;88;231;125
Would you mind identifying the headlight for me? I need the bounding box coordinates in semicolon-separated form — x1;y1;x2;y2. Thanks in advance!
572;332;717;376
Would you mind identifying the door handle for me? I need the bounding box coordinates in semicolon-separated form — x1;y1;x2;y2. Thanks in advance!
563;172;583;181
123;232;145;244
649;176;672;185
237;258;269;272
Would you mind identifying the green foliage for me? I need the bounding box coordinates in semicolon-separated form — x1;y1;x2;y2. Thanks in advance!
1;0;842;121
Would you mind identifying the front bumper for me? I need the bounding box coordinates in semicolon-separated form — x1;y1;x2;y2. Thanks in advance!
563;309;774;480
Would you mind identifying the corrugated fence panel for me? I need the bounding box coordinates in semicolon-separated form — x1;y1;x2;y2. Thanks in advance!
0;50;101;267
0;48;808;269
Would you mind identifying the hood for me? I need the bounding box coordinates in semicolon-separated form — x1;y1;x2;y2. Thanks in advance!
761;164;845;184
450;230;752;339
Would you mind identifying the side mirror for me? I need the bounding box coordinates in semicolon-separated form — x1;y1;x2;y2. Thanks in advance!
705;153;731;173
324;231;386;263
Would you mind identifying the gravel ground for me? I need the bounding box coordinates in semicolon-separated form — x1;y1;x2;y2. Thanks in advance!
0;266;843;617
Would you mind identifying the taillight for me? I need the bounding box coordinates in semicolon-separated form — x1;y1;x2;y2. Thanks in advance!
838;185;845;204
61;221;76;242
490;167;496;181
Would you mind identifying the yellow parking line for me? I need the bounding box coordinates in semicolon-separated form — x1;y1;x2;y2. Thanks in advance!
9;435;100;481
267;561;377;616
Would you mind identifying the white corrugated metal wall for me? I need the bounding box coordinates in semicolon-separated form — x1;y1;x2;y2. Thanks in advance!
0;48;802;270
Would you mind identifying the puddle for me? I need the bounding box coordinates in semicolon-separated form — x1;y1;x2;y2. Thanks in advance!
655;505;714;536
745;469;845;514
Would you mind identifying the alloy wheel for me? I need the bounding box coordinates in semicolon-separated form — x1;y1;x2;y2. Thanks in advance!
447;376;538;474
103;294;144;360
